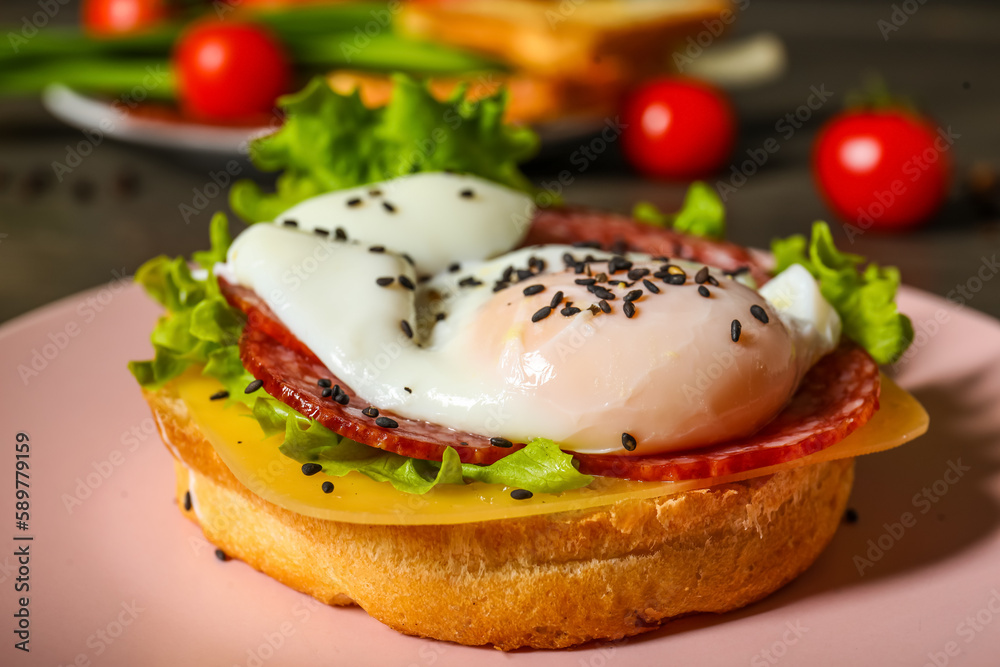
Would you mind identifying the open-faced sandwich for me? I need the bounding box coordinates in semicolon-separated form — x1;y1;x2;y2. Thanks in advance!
130;75;928;650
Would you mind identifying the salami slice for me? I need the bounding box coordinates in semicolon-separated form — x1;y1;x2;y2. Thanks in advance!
572;344;880;481
239;324;515;465
523;206;773;286
222;206;881;481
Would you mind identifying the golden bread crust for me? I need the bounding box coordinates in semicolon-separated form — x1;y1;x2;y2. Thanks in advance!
146;384;853;650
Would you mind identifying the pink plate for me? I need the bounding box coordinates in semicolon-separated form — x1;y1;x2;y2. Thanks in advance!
1;284;999;666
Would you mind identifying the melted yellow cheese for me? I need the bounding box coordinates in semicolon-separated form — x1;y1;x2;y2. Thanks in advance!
175;373;928;526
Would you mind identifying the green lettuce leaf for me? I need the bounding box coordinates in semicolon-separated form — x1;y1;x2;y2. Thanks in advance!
771;221;914;364
632;181;726;240
230;74;539;223
128;213;250;394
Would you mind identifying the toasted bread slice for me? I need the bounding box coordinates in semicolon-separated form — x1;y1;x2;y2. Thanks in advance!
397;0;735;80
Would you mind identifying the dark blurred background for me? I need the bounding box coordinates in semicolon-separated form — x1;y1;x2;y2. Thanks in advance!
1;0;998;324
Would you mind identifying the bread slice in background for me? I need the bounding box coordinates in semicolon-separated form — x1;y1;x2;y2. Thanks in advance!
396;0;736;82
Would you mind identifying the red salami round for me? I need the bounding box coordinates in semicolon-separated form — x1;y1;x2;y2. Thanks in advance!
523;206;773;286
239;324;517;465
573;343;880;481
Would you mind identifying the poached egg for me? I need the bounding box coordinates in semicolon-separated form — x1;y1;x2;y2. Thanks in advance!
222;172;841;456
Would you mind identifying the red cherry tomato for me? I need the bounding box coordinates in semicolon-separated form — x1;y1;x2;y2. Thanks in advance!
621;78;736;181
172;20;291;122
82;0;169;36
813;110;951;230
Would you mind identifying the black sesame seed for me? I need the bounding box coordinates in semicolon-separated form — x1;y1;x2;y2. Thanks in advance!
459;276;483;287
347;198;363;207
523;284;545;296
335;227;348;241
398;275;416;290
362;406;379;418
301;463;323;476
624;289;642;302
492;282;509;292
375;277;394;287
244;379;263;394
698;285;711;298
608;256;633;274
322;481;335;494
665;274;686;286
623;301;636;318
214;549;228;562
402;253;416;266
750;305;770;324
627;268;650;281
562;253;577;266
490;436;513;448
695;266;710;284
707;275;720;287
589;285;616;300
317;378;332;388
209;390;229;401
501;266;514;282
448;262;461;273
435;312;446;321
282;219;298;228
621;432;637;451
575;278;596;286
369;245;385;253
561;306;582;316
383;201;397;213
400;320;413;339
183;491;192;511
404;387;412;394
313;228;330;237
510;489;533;500
598;299;611;314
731;319;742;342
332;385;349;405
321;387;333;398
531;306;553;323
844;508;859;523
642;279;660;294
460;188;475;198
516;269;533;281
375;416;399;429
528;256;547;272
550;291;564;308
724;266;751;278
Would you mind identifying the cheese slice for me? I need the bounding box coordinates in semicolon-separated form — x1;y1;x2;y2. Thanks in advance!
175;372;928;526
